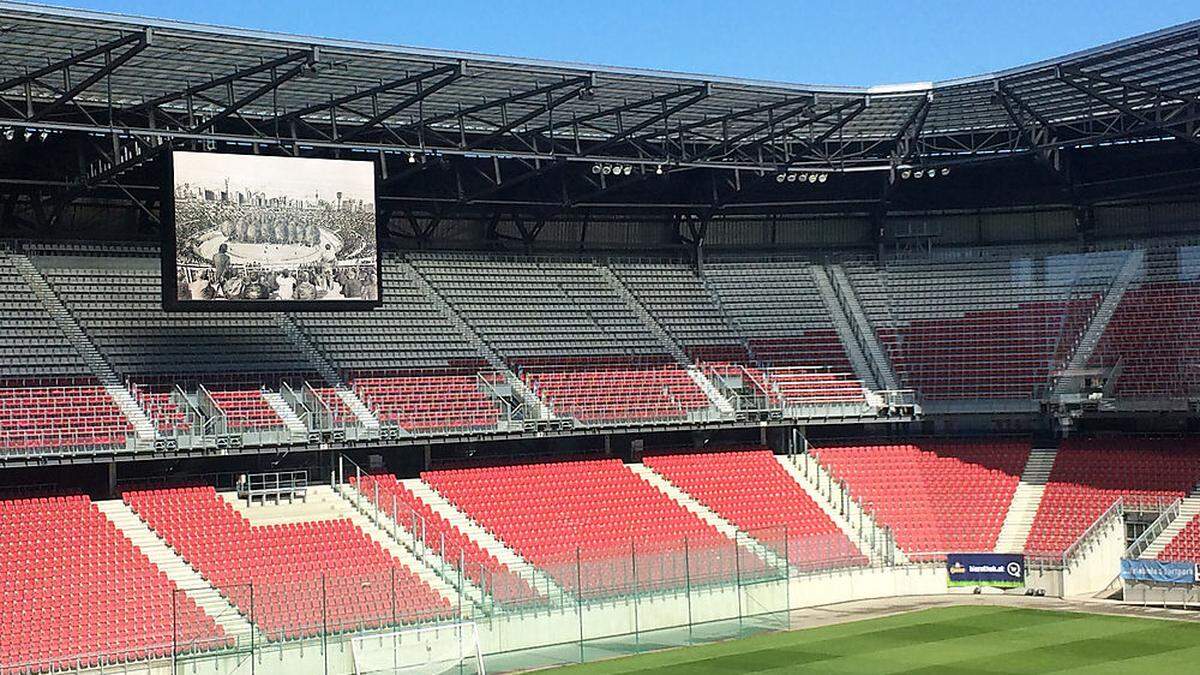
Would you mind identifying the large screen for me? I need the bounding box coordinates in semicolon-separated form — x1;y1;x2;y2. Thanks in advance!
163;150;381;311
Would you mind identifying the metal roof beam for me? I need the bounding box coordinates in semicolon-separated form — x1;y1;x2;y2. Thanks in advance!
686;101;815;162
0;31;144;93
1055;67;1200;147
404;76;592;131
268;63;459;126
31;34;149;122
465;83;589;151
189;58;311;134
526;85;707;137
335;70;462;143
127;50;312;113
582;86;710;158
1059;65;1200;105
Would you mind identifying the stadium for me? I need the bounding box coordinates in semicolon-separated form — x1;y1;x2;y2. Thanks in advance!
4;1;1200;672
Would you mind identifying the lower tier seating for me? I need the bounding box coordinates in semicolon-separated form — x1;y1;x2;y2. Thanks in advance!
421;458;749;596
643;448;867;570
1159;514;1200;562
812;441;1029;557
0;382;131;451
522;363;710;424
350;473;539;605
1027;438;1200;556
0;495;224;670
351;372;502;431
124;486;452;639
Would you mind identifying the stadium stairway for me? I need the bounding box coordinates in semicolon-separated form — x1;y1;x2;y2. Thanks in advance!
625;463;785;570
1139;484;1200;559
331;481;488;611
299;485;465;612
595;263;735;416
93;499;258;642
276;314;380;431
11;254;156;443
775;454;906;565
827;264;900;390
809;266;879;390
397;259;547;421
402;478;565;597
994;447;1058;553
1054;249;1145;392
261;390;311;441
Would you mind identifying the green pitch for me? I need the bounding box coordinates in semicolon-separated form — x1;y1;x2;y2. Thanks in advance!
546;604;1200;674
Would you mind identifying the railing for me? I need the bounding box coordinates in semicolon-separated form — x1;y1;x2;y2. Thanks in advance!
195;383;228;436
1126;497;1182;559
790;450;899;565
1028;497;1126;569
238;470;308;505
281;380;313;429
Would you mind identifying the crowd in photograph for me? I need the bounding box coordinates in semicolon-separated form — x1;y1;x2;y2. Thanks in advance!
177;262;378;302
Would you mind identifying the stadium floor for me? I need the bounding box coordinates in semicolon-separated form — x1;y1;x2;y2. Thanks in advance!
544;603;1200;673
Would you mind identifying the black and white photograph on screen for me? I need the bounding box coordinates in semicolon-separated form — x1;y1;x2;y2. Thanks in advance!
170;151;379;304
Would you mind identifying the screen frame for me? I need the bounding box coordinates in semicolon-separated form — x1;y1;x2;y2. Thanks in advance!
161;147;383;312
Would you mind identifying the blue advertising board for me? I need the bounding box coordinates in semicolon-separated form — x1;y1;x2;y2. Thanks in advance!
947;553;1026;587
1120;559;1198;585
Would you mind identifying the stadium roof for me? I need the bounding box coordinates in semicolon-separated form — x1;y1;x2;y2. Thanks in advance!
0;2;1198;216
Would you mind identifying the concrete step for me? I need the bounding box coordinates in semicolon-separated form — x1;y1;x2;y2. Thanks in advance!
402;478;563;596
277;315;380;430
775;454;904;565
94;500;257;641
1141;497;1200;558
809;266;879;390
994;448;1058;553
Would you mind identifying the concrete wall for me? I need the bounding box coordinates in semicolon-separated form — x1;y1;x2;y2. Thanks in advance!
155;564;948;675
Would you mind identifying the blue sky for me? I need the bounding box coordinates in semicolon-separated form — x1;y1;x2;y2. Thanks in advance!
46;1;1200;86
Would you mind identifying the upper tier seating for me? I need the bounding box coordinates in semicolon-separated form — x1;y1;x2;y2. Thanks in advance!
421;458;747;596
812;441;1030;557
124;486;452;639
350;473;538;605
703;259;865;403
0;254;90;379
844;251;1125;399
643;448;866;570
609;261;747;362
1089;246;1200;399
703;259;853;370
1026;438;1200;556
523;359;710;423
413;257;711;423
351;374;501;432
0;495;224;669
41;258;312;378
0;382;132;451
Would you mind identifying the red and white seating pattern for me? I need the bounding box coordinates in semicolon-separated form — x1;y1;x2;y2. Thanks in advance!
350;473;539;605
643;448;867;570
813;441;1029;557
0;495;224;670
1026;439;1200;556
206;389;284;431
0;382;131;451
310;387;360;425
352;372;501;431
1090;248;1200;398
421;458;746;595
132;385;191;433
522;360;710;423
1159;514;1200;562
844;252;1124;399
124;486;452;639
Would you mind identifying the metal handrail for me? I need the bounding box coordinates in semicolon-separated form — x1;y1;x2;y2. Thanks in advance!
1126;497;1182;559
